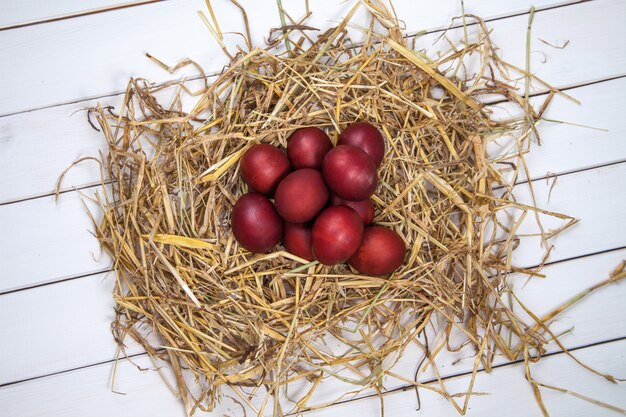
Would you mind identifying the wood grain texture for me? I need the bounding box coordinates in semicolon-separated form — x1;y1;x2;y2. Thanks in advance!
303;339;626;417
0;0;578;29
0;83;193;204
0;272;120;385
506;163;626;267
490;77;626;181
2;152;625;294
2;74;626;205
0;0;604;116
0;190;109;292
2;1;626;416
2;336;624;416
0;0;160;29
2;246;624;392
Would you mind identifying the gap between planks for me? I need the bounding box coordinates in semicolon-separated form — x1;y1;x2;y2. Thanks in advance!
0;0;586;119
2;72;624;208
1;219;625;383
2;333;624;416
0;0;168;31
1;143;625;294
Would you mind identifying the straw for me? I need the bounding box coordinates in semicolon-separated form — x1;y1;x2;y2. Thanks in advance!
75;2;626;415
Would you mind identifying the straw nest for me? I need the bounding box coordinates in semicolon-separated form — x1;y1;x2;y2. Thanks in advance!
67;1;624;416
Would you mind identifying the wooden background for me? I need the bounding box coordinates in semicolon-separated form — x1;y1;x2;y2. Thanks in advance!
1;0;625;416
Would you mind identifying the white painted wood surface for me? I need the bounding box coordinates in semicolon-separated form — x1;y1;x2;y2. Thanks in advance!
2;338;624;417
0;0;155;29
303;340;626;417
1;1;625;416
2;1;626;204
2;158;624;294
2;246;625;390
0;0;580;29
0;0;607;116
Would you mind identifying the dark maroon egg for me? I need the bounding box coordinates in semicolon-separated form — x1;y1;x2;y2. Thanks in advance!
274;169;329;223
329;193;375;225
348;226;406;275
338;122;385;167
283;222;314;261
287;127;333;170
322;145;378;201
240;144;291;196
231;193;282;253
312;206;364;265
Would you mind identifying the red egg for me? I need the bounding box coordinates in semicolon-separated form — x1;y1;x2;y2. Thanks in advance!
283;222;314;261
287;127;333;170
312;206;364;265
240;144;291;196
274;169;329;223
329;193;375;225
348;226;406;275
338;122;385;167
322;145;378;201
231;193;282;253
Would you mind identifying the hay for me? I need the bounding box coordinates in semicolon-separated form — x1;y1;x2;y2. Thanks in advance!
73;1;625;415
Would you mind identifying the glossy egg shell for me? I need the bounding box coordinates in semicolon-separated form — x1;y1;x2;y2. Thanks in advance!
240;144;291;196
312;206;364;265
338;122;385;167
283;222;314;261
231;193;282;253
329;193;375;225
322;145;378;201
274;169;329;223
348;226;406;275
287;127;333;170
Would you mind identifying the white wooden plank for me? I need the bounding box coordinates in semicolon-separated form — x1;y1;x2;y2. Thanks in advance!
0;353;244;417
0;272;126;385
0;0;152;28
298;246;626;409
488;77;626;183
0;189;109;292
0;82;198;204
2;2;623;417
508;162;626;267
0;98;109;204
416;0;626;92
303;339;626;417
2;153;625;294
0;0;558;29
0;0;607;116
1;333;624;417
1;0;573;29
2;242;624;393
2;73;625;205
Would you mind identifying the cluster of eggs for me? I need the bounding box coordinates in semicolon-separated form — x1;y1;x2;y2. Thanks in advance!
231;122;405;275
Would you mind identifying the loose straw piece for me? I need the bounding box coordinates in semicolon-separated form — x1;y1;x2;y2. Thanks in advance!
149;240;202;308
78;2;623;415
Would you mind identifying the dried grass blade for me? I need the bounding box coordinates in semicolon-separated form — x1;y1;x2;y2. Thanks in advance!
148;240;201;308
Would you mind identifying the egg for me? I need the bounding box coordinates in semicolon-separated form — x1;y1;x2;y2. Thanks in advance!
240;144;291;196
322;145;378;201
329;193;375;225
287;127;333;170
312;206;363;265
231;193;282;253
274;169;329;223
348;226;406;275
282;222;314;261
338;122;385;167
